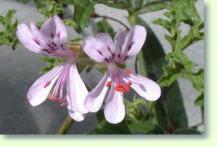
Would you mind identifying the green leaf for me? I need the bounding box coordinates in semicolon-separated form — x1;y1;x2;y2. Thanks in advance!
154;0;204;111
72;0;94;32
64;19;77;28
194;93;204;107
184;69;204;92
125;97;162;134
158;51;195;86
154;0;203;51
0;10;19;49
33;0;64;17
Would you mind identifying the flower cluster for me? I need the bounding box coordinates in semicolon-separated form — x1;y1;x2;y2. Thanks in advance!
17;15;161;124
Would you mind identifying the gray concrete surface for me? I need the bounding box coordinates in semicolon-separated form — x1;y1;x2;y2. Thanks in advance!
0;0;204;134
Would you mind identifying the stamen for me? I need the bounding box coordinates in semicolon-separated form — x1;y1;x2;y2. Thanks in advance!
115;82;131;93
44;81;51;88
48;95;58;102
106;81;112;87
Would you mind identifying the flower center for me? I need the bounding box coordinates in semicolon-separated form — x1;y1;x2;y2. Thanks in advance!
106;64;132;93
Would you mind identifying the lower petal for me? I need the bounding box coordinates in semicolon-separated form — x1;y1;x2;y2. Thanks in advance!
27;65;63;106
85;73;109;112
129;74;161;101
104;84;125;124
67;64;88;113
66;95;85;121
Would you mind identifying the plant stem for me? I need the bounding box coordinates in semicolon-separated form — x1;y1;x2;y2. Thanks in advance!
91;13;130;30
57;115;74;134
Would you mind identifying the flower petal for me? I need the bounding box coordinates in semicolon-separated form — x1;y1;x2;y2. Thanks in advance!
128;74;161;101
114;30;128;55
40;17;56;40
82;33;115;63
40;15;68;44
95;33;115;52
53;15;68;43
125;25;147;57
16;23;43;53
30;22;47;46
67;64;88;113
27;65;63;106
66;95;85;121
104;84;125;124
85;73;109;112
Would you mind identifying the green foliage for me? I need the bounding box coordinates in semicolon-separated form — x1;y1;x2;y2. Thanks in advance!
133;17;189;133
125;98;161;134
33;0;65;17
71;0;95;32
40;57;62;73
154;0;204;107
0;10;19;49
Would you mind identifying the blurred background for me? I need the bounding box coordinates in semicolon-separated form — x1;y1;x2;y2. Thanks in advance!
0;0;204;134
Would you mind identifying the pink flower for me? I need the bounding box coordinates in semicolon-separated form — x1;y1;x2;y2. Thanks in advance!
16;15;88;121
82;25;161;124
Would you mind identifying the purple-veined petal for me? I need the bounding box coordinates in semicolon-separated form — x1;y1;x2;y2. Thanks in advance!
125;25;147;58
67;64;88;114
16;23;43;53
40;15;68;48
95;33;115;53
66;95;85;121
128;74;161;101
30;22;47;47
104;84;125;124
53;15;68;44
85;73;109;112
114;30;128;57
40;17;56;40
27;65;63;106
82;33;115;63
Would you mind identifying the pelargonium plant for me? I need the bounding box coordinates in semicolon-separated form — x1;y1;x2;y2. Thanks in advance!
0;0;204;134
